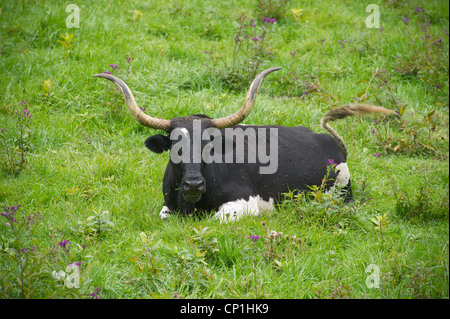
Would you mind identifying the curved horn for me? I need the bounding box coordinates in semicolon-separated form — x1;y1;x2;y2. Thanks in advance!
211;67;281;128
93;73;171;131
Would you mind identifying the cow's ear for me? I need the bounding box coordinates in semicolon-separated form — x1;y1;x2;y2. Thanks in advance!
145;135;171;153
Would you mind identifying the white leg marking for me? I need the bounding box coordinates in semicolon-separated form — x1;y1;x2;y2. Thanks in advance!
335;162;350;187
214;195;274;223
159;206;171;220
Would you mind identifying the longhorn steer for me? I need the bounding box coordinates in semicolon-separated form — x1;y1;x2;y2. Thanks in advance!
94;68;395;222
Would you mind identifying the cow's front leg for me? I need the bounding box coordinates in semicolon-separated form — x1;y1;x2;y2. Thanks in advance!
213;196;274;223
159;206;171;220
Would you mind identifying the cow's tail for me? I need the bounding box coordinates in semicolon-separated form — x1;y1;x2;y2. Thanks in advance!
320;104;397;160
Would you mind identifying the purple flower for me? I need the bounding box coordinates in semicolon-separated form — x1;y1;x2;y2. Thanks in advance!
5;222;10;226
401;17;409;23
69;262;82;266
125;57;131;63
249;235;260;242
374;152;381;157
0;128;5;133
20;101;26;105
263;18;277;23
431;38;442;45
436;84;440;89
328;159;337;166
372;129;376;133
23;110;32;118
91;287;101;299
252;37;259;41
262;17;276;24
109;64;120;70
103;71;112;74
58;240;72;249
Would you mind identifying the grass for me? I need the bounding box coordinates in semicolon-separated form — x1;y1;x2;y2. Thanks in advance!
0;0;448;299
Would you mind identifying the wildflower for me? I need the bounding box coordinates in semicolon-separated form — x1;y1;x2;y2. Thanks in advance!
68;262;82;267
252;37;259;41
0;128;5;132
23;110;32;118
5;222;10;226
262;17;276;24
290;50;296;56
380;27;384;32
374;120;378;123
58;239;72;249
436;84;440;89
374;152;381;157
91;287;101;299
328;158;337;166
109;64;120;69
103;71;112;74
249;235;260;242
372;129;376;134
125;57;132;63
401;17;409;23
20;101;26;105
431;39;442;45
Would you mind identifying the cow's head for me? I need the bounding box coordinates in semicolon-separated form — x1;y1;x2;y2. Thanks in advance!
93;67;280;203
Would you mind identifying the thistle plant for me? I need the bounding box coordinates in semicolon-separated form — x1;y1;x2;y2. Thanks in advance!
0;101;34;176
204;15;277;91
255;0;290;22
100;58;134;114
395;7;448;103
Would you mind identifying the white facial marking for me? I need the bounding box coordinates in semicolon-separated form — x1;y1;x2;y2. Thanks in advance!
213;195;274;223
335;162;350;187
179;128;189;138
159;206;171;220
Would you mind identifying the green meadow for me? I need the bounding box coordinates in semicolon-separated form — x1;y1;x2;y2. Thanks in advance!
0;0;448;299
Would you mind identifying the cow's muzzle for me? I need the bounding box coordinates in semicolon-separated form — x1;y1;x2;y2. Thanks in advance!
182;178;206;202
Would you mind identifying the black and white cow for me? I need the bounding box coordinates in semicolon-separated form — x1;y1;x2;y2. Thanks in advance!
94;68;395;222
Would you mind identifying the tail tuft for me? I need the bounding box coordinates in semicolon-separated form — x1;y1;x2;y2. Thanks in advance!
321;104;397;160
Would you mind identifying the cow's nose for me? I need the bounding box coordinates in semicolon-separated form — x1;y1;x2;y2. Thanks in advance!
183;179;205;193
